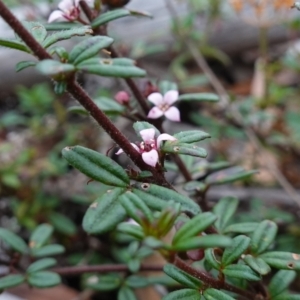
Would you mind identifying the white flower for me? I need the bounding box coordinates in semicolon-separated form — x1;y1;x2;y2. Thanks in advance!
116;128;176;167
147;90;180;122
48;0;80;22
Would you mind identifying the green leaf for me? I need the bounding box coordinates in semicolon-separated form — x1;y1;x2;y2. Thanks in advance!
48;212;77;236
31;244;65;257
27;271;61;288
23;22;47;43
119;191;153;223
163;264;202;289
203;288;235;300
27;258;57;273
15;61;36;72
273;294;300;300
251;220;278;254
222;235;250;266
178;93;219;102
173;130;210;144
0;228;28;254
69;36;113;65
0;275;25;290
132;182;201;215
173;235;231;251
48;46;69;60
243;255;271;275
224;222;258;234
94;97;125;115
118;286;137;300
92;9;131;28
29;224;53;249
159;81;178;94
223;264;261;281
117;222;144;240
128;258;140;272
62;146;129;187
126;275;149;288
162;142;207;158
173;212;217;244
82;188;127;234
213;197;238;233
259;252;300;270
163;289;201;300
133;121;160;138
36;59;75;76
85;274;121;291
54;81;67;94
183;181;207;193
0;38;30;53
269;270;297;298
204;249;221;270
205;169;257;186
43;26;92;48
77;59;146;78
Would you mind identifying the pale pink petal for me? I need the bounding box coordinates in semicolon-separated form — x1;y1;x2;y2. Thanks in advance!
58;0;74;11
48;10;66;23
157;133;177;148
140;128;155;142
147;92;163;106
164;90;179;105
142;149;158;167
115;148;124;155
164;106;180;122
116;143;138;155
147;107;164;119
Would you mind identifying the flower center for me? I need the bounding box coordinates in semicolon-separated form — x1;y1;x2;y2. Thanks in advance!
158;102;170;112
139;139;156;153
65;7;80;21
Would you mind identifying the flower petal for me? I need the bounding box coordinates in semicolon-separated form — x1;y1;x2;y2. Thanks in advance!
164;90;179;105
48;10;66;23
148;92;163;106
116;143;139;155
140;128;155;142
147;107;164;119
157;133;177;148
142;149;158;167
58;0;74;11
115;148;124;155
164;106;181;122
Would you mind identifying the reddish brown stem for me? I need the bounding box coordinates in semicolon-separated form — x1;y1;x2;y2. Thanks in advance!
0;0;171;187
174;256;256;300
52;263;163;276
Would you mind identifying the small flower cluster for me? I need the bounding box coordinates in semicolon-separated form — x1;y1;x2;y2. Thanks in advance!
48;0;94;23
116;128;176;167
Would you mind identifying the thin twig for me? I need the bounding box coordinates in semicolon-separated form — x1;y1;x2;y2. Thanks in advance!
165;0;300;207
52;263;163;276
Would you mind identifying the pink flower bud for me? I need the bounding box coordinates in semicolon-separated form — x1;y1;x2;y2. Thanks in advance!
115;91;130;105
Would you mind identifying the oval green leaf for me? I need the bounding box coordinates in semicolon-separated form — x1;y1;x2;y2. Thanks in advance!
163;289;201;300
92;9;131;28
162;142;207;158
173;130;210;144
82;188;127;234
205;248;221;270
203;288;235;300
15;61;36;72
30;244;65;257
222;235;250;266
259;252;300;270
62;146;129;187
224;222;258;234
173;212;217;244
163;264;202;289
29;224;53;250
85;274;121;291
0;274;25;290
0;228;28;254
178;93;219;102
27;271;61;288
27;258;57;273
118;286;137;300
36;59;75;76
251;220;278;254
0;38;30;53
223;264;261;281
269;270;297;298
243;255;271;275
133;182;201;215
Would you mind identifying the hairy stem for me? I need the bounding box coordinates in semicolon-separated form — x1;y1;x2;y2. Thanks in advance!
0;0;171;187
